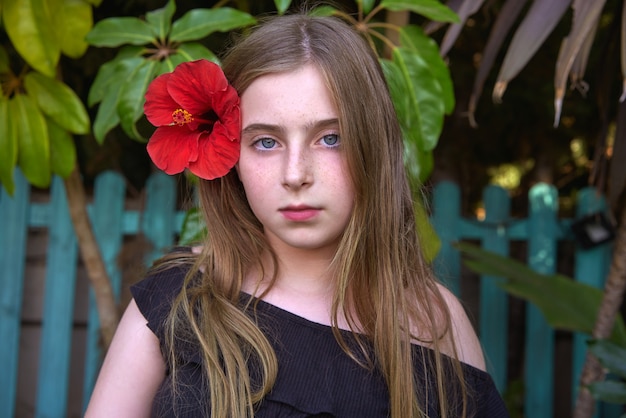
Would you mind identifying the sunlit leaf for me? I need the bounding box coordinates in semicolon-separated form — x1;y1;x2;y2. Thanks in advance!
493;0;570;103
24;72;90;134
554;0;606;127
88;46;144;106
2;0;61;77
170;8;256;43
86;17;155;47
467;0;528;127
380;0;459;23
117;59;158;141
47;118;76;178
456;242;626;347
11;94;51;187
92;57;144;143
414;194;440;262
58;0;93;58
439;0;486;56
400;25;454;114
178;207;207;245
0;98;17;195
274;0;291;15
146;0;176;41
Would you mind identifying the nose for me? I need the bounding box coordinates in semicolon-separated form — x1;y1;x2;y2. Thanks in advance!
282;145;312;189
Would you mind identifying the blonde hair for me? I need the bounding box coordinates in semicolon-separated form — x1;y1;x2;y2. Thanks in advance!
163;13;468;418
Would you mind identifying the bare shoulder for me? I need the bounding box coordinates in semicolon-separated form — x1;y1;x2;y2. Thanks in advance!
436;283;486;371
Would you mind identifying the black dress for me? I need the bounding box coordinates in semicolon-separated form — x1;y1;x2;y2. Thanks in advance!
131;264;510;417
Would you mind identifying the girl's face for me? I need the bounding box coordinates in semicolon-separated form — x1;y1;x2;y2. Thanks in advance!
237;64;355;256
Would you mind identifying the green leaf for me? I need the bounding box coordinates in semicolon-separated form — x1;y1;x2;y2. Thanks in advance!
11;94;51;187
382;48;445;152
88;46;144;106
380;0;460;23
308;6;339;16
358;0;377;14
175;42;219;64
589;340;626;378
2;0;61;77
400;25;455;114
0;98;17;195
455;242;626;347
86;17;155;47
274;0;291;14
588;380;626;404
146;0;176;42
178;207;207;245
92;57;145;143
0;46;10;73
414;197;440;262
24;72;90;134
47;118;76;178
57;0;93;58
170;8;256;43
117;59;158;141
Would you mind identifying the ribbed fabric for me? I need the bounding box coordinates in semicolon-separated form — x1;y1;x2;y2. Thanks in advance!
131;263;509;418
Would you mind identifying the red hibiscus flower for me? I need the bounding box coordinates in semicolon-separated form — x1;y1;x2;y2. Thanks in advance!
144;59;240;180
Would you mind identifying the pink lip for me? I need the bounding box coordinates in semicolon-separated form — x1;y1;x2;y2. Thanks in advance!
279;205;320;221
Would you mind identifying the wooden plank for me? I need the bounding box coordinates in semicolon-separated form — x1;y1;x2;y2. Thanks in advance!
479;185;510;392
524;183;558;418
142;173;177;264
35;176;79;417
431;181;462;295
0;170;30;418
83;171;126;409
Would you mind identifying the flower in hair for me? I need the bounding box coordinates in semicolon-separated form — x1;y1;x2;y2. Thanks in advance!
144;59;240;180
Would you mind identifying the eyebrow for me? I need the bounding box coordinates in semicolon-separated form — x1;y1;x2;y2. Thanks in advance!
241;118;340;136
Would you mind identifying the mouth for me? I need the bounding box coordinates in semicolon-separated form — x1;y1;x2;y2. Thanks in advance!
279;205;321;221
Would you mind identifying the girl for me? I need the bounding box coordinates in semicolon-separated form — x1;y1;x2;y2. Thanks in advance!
86;13;508;418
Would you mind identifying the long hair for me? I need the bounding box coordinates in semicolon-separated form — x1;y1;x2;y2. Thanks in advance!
163;13;468;418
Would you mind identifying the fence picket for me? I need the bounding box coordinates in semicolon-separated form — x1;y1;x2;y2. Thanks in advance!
35;176;79;418
83;171;127;409
525;184;559;418
0;170;30;418
432;181;462;295
480;185;510;392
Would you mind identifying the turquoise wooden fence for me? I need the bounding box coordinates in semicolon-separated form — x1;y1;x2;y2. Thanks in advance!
0;170;621;417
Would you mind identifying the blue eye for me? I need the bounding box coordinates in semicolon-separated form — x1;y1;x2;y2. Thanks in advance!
256;138;276;149
321;134;339;147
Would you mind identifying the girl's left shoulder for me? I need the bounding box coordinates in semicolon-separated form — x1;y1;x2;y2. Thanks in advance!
436;283;486;371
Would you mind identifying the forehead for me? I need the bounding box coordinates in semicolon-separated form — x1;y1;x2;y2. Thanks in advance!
240;64;338;127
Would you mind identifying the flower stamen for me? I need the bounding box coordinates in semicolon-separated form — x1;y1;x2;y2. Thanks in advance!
172;108;193;126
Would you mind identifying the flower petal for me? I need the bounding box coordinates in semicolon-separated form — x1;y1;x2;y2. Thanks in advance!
189;123;240;180
167;60;229;116
147;125;200;174
144;73;180;126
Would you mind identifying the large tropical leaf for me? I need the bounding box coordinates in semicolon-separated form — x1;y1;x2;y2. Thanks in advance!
47;118;76;178
117;59;159;141
88;46;144;106
456;241;626;347
492;0;570;102
86;17;155;47
12;94;51;187
439;0;486;56
467;0;528;127
274;0;292;15
2;0;60;77
0;98;17;195
169;8;256;43
380;0;459;23
24;72;90;134
553;0;606;126
58;0;93;58
146;0;175;41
